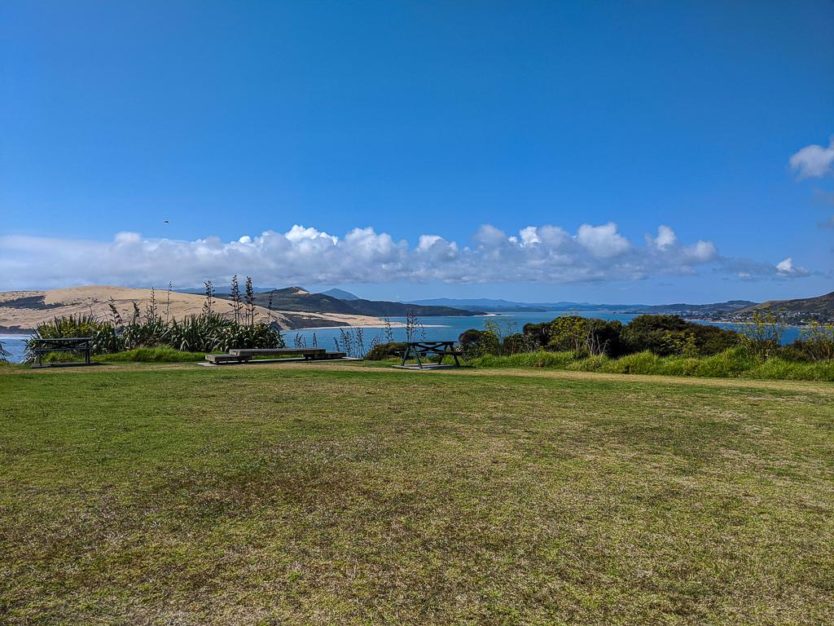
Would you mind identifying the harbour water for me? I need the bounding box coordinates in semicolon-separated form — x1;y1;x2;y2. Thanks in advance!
2;312;801;363
287;312;801;353
1;335;30;363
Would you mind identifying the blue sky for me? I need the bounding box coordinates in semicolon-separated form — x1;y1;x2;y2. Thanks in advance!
1;1;832;303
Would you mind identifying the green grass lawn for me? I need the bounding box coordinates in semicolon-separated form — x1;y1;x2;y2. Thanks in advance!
1;363;832;624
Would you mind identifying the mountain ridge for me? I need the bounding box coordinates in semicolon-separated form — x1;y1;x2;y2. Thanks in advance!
236;289;481;318
319;288;360;301
408;297;756;315
732;291;834;323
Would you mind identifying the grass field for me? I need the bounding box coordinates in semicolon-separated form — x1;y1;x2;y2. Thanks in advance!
1;363;832;624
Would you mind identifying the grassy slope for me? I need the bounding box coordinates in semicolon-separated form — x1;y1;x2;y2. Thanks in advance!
738;290;834;318
470;349;834;382
1;364;832;624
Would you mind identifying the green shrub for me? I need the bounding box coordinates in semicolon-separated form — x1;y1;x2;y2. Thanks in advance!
547;316;624;356
745;358;834;382
26;311;282;362
465;344;833;382
522;322;552;348
458;329;500;358
98;347;206;363
567;354;610;371
693;324;742;355
780;332;834;362
470;351;575;369
600;351;661;374
621;315;739;357
365;342;408;361
502;333;536;355
657;356;702;377
34;352;86;364
688;347;755;378
29;314;123;356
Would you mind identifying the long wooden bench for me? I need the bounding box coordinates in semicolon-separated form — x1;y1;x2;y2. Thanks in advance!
205;353;251;364
206;347;346;365
228;348;326;358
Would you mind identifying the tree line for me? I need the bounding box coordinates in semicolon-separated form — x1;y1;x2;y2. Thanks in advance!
456;313;834;363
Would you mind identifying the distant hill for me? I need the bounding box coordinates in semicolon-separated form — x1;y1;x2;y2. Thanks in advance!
409;298;658;313
408;298;636;312
0;286;386;332
234;287;481;318
733;291;834;323
408;298;550;312
409;297;763;318
628;300;757;318
320;288;360;301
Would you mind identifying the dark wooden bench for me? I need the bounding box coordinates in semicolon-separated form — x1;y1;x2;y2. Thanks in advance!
205;353;251;364
229;348;326;358
307;351;346;360
29;337;93;367
206;347;346;365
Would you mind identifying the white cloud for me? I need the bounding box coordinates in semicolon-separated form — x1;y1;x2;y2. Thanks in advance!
684;240;717;263
776;258;793;273
576;222;630;258
518;226;541;246
789;137;834;179
775;257;809;277
473;224;508;247
0;223;808;290
650;225;677;251
717;255;810;280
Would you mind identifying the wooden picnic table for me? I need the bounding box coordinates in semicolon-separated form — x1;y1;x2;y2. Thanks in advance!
399;341;462;368
29;337;93;367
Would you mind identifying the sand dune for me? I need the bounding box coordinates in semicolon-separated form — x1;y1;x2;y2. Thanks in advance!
0;286;383;332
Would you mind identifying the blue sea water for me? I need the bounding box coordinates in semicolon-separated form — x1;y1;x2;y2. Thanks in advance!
289;311;801;354
1;335;29;363
1;313;801;363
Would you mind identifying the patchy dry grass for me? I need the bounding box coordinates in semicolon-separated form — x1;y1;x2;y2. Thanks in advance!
1;363;832;624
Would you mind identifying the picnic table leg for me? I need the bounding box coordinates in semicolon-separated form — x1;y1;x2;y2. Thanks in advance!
451;345;460;367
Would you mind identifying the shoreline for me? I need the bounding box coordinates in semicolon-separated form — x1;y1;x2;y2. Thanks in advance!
289;322;448;331
686;317;805;328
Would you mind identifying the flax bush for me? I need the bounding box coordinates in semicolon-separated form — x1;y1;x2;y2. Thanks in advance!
27;312;282;361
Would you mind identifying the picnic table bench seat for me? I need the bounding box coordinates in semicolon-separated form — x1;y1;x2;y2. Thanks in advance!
205;347;346;364
228;348;326;357
205;353;250;364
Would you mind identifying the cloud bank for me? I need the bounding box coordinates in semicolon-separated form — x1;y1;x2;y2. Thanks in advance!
0;223;805;290
790;137;834;179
